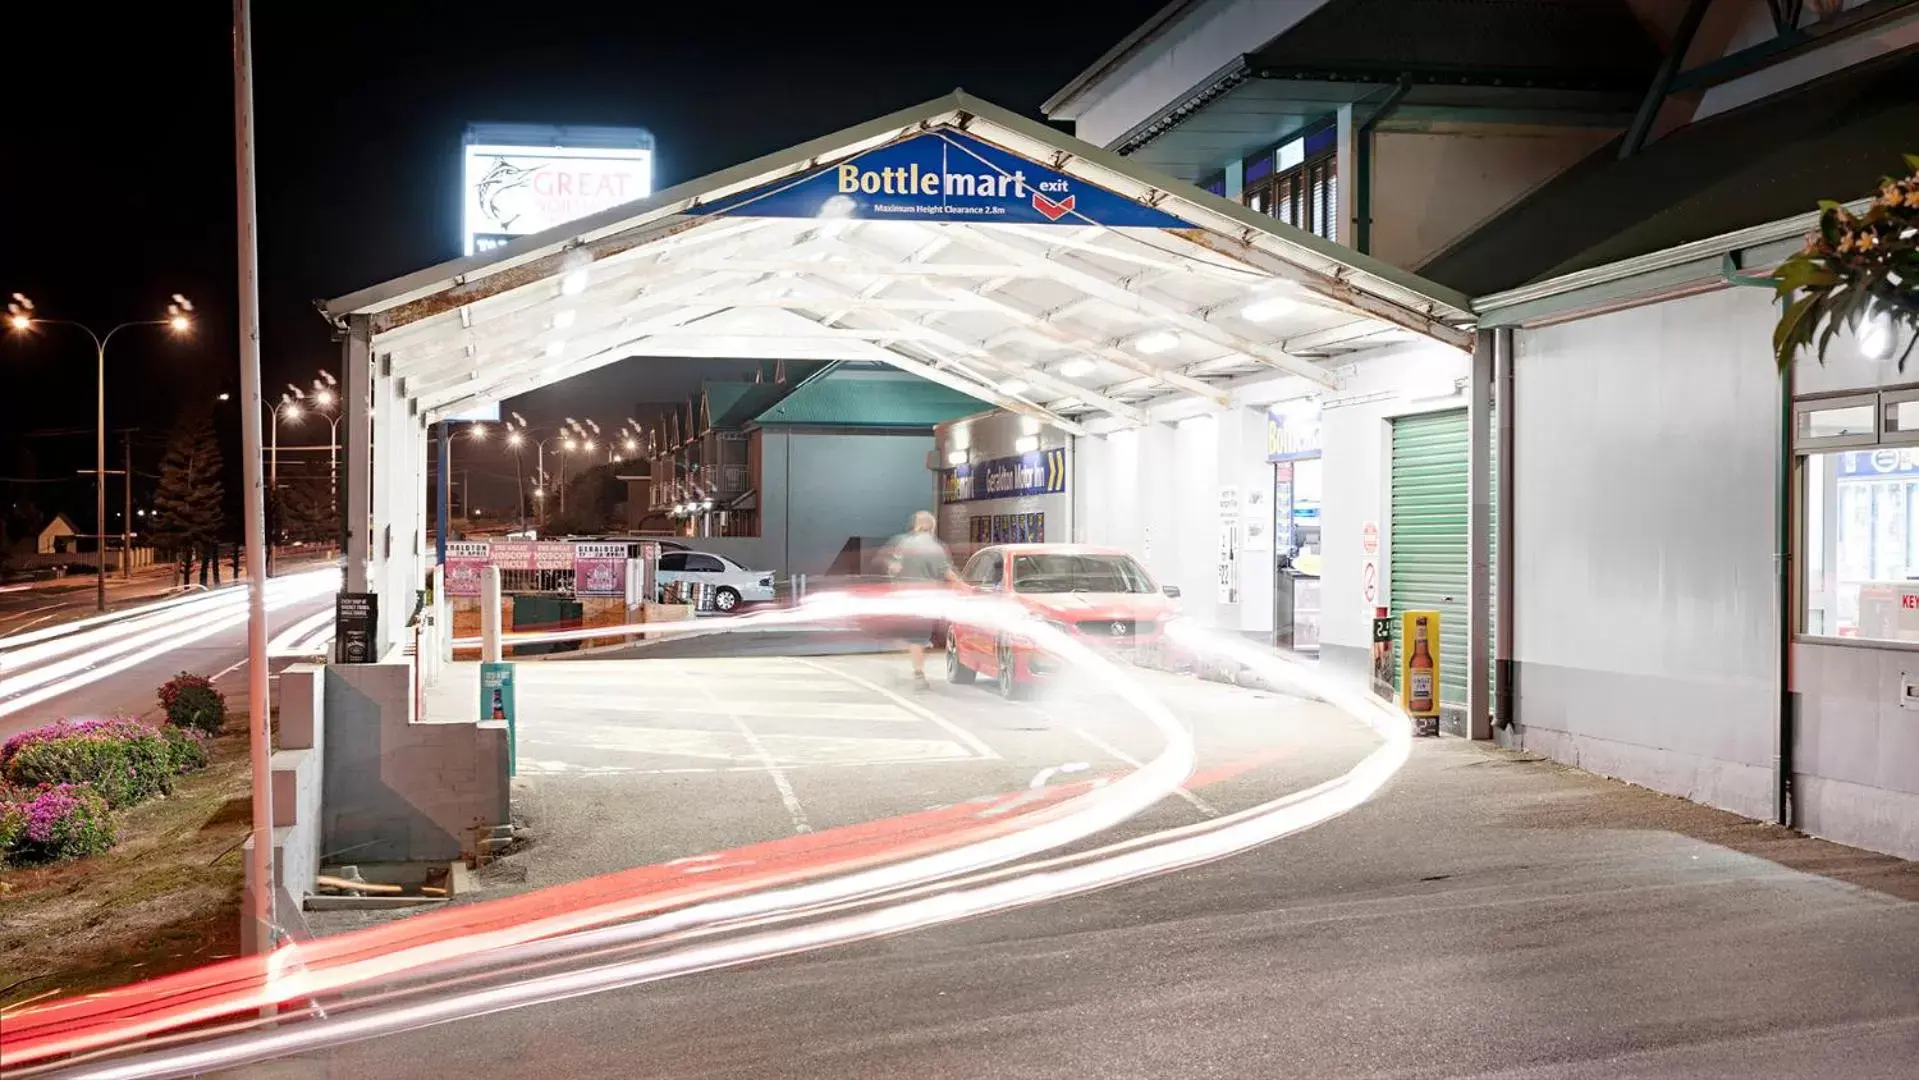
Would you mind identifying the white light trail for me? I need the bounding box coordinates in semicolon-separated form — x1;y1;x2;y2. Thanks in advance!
0;570;337;719
18;600;1415;1079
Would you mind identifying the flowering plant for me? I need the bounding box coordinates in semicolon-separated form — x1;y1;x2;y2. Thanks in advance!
0;799;26;869
1771;154;1919;371
158;671;226;734
0;716;210;811
2;717;175;808
2;782;115;865
1;716;156;771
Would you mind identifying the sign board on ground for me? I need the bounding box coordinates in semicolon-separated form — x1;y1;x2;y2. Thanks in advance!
335;592;379;664
480;661;518;775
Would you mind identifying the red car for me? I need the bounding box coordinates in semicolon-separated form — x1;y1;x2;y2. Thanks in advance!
946;544;1180;698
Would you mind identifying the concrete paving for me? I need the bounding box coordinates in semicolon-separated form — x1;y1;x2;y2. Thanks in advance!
278;652;1919;1078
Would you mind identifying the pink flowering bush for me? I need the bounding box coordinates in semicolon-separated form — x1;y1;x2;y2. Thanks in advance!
158;671;226;734
0;716;211;812
2;718;174;809
2;783;115;866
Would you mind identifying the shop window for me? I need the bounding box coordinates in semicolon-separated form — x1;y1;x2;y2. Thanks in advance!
1798;387;1919;642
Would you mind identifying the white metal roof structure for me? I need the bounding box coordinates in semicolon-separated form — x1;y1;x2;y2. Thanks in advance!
322;91;1475;438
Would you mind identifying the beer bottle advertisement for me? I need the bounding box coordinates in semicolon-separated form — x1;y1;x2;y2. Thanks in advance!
1398;609;1441;735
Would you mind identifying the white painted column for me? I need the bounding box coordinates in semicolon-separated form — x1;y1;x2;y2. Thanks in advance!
481;565;503;663
1335;104;1357;247
1213;407;1275;637
343;318;372;593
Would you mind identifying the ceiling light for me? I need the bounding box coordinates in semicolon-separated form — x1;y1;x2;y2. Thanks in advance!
552;309;577;330
945;449;968;466
1133;330;1179;355
1013;435;1039;453
998;379;1028;395
1059;358;1096;377
1020;416;1040;435
560;269;589;296
1241;296;1296;322
546;340;566;358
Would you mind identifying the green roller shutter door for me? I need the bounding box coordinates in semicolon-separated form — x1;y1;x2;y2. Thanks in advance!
1391;409;1468;708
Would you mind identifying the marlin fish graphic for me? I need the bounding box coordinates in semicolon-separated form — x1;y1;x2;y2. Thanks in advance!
475;156;536;232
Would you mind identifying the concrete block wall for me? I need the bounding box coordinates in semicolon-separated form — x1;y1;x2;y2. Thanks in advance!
272;664;326;901
323;657;511;864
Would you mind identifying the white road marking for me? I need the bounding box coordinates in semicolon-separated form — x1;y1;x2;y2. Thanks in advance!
267;608;335;656
682;673;812;835
529;694;921;722
210;657;249;682
786;657;1000;760
1028;761;1090;789
526;726;970;766
1072;725;1218;818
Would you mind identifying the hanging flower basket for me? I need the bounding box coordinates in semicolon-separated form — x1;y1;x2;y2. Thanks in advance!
1770;154;1919;371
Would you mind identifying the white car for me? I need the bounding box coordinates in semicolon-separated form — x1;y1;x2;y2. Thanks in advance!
655;551;775;612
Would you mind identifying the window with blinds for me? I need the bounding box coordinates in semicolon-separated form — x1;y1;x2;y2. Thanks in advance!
1243;125;1338;243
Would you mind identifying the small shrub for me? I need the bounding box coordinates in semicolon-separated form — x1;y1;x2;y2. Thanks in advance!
1;718;175;809
6;783;115;865
163;725;212;773
0;799;26;870
159;672;226;734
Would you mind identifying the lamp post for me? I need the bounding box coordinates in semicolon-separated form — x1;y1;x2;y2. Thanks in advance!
503;413;529;532
7;293;193;611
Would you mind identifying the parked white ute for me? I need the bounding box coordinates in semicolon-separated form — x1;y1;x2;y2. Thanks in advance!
655;550;775;612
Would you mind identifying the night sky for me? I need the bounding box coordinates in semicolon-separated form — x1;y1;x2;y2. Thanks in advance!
0;1;1164;528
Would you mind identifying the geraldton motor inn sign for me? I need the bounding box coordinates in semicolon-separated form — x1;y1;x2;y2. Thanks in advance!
696;128;1189;229
941;448;1068;504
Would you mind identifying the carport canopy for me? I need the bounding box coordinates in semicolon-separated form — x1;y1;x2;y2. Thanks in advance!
320;90;1475;437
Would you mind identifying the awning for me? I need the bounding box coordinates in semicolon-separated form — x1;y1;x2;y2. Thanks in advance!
320;90;1474;436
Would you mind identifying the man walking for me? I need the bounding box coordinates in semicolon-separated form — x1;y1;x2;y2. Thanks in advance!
885;510;959;691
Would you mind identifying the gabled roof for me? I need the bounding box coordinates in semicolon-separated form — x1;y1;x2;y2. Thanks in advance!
753;362;986;430
704;380;792;430
322;91;1473;437
1420;49;1919;297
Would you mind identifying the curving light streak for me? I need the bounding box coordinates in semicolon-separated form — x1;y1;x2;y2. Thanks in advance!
2;590;1195;1069
34;619;1411;1080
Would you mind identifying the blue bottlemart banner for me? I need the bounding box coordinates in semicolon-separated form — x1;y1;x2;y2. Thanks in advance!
942;448;1068;504
695;128;1190;229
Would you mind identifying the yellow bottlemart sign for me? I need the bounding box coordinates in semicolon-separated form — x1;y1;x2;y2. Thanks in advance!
1399;610;1442;720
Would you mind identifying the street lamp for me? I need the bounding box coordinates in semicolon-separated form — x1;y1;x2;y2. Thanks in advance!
7;292;193;611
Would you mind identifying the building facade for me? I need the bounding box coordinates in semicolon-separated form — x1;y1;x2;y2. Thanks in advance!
1029;0;1919;855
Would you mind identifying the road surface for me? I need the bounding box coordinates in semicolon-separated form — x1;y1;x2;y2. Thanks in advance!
8;617;1916;1078
0;569;338;740
225;639;1919;1079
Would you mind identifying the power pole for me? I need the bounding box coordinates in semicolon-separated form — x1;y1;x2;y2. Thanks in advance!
231;0;276;956
123;430;135;579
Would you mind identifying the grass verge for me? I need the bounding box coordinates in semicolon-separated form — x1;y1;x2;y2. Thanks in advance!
0;726;250;1008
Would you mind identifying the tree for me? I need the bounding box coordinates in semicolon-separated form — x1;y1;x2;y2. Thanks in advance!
152;410;225;585
277;471;336;545
1772;153;1919;371
545;463;622;535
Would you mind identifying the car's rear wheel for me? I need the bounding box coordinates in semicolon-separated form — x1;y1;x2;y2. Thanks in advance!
946;635;976;684
996;639;1027;700
714;586;741;612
